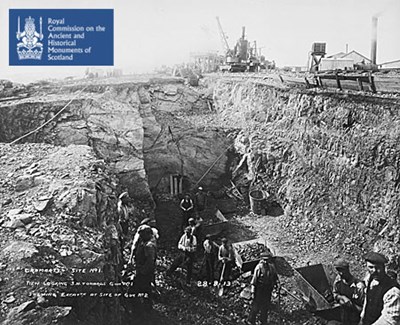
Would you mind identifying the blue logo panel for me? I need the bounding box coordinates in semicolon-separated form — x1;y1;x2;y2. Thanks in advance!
9;9;113;66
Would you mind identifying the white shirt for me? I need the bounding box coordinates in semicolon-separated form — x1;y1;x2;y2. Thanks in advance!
178;233;197;252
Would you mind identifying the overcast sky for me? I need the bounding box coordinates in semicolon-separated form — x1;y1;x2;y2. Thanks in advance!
1;0;399;82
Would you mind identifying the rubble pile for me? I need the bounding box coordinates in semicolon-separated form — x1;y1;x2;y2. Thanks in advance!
0;143;119;324
236;242;270;261
213;80;400;268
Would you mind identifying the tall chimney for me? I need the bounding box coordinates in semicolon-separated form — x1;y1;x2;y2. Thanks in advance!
371;16;378;65
242;26;245;40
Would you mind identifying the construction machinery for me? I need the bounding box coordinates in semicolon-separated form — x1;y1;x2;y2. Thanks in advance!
216;17;270;72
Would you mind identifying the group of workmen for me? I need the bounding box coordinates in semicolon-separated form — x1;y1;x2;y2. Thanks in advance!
328;252;400;325
108;190;400;325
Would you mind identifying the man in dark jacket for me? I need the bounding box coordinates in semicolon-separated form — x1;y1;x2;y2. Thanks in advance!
202;234;218;285
180;194;194;231
134;227;157;297
359;252;400;325
195;187;207;214
247;252;279;325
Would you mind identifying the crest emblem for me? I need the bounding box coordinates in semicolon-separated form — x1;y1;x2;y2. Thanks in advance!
16;16;44;60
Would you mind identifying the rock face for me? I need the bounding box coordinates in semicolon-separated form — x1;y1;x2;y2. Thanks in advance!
0;79;231;203
212;79;400;266
0;143;116;325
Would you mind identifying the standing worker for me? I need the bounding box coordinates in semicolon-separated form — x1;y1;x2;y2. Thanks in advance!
180;194;194;231
203;235;219;286
218;238;234;283
359;252;400;325
166;227;197;285
247;252;280;325
117;192;131;251
133;227;157;311
128;218;159;264
195;187;207;217
329;258;365;324
103;216;123;281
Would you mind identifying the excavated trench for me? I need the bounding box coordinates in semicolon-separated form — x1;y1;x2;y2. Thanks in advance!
2;75;400;325
0;78;245;324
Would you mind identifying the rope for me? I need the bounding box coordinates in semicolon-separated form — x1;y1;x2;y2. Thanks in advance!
193;143;235;189
9;86;88;145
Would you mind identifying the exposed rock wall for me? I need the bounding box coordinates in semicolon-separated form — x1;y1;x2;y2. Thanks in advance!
0;143;117;324
0;80;232;203
213;80;400;265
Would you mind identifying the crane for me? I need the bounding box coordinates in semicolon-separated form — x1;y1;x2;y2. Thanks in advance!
216;16;233;57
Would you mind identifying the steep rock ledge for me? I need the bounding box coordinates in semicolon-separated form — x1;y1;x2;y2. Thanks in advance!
212;80;400;266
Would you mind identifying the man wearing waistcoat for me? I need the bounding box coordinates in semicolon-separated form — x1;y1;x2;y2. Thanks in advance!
359;252;400;325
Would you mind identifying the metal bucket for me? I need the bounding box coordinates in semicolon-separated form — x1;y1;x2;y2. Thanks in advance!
249;190;266;215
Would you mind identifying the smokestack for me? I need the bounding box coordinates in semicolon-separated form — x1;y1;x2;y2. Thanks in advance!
242;26;245;40
346;43;348;54
371;16;378;65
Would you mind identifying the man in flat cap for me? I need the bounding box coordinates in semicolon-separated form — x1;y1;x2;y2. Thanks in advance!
166;226;197;285
195;186;207;216
247;251;280;325
359;252;400;325
331;258;365;324
128;218;159;264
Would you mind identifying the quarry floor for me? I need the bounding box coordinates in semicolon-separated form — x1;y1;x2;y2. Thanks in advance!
148;195;329;325
1;73;387;324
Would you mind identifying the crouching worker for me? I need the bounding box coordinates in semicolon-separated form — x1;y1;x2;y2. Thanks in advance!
247;252;279;325
133;226;157;310
166;227;197;285
329;258;365;325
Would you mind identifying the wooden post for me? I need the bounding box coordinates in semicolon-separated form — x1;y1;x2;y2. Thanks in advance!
357;78;364;91
335;71;342;91
174;176;178;195
178;177;183;194
368;73;377;93
318;76;323;88
314;76;320;87
304;77;311;89
170;175;174;195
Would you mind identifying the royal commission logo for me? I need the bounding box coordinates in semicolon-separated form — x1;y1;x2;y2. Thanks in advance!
9;9;113;66
16;16;44;60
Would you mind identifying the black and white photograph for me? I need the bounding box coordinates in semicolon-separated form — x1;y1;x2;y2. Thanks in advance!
1;0;400;324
